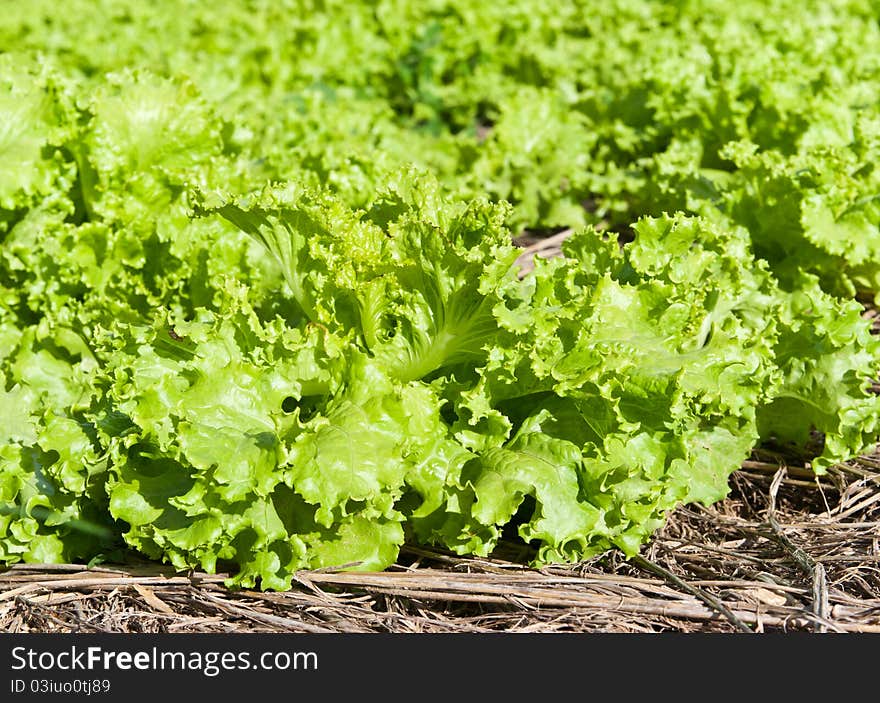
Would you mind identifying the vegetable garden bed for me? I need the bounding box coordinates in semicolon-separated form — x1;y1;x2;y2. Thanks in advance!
3;1;880;633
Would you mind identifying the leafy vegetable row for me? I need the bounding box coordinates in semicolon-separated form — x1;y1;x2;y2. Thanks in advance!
1;1;879;587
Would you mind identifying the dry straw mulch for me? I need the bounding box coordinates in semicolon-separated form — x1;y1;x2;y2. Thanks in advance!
2;237;879;634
